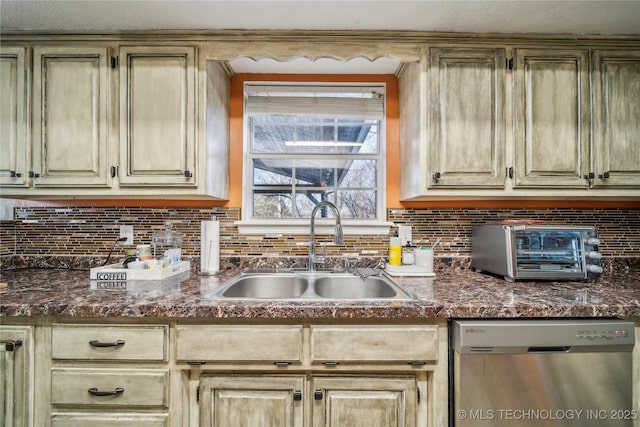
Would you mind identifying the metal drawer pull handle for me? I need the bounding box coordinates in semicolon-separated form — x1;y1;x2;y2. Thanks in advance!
89;339;125;348
88;387;124;396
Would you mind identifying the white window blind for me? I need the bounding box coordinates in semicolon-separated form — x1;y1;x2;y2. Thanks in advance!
245;84;385;119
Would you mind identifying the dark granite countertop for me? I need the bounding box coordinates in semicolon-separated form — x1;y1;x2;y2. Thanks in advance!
2;262;639;320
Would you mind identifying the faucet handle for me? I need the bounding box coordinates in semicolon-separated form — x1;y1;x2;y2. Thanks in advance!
342;255;360;273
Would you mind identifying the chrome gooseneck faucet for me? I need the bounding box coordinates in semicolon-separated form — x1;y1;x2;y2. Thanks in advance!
308;201;343;272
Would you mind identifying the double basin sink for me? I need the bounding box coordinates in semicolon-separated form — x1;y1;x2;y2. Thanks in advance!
204;270;414;301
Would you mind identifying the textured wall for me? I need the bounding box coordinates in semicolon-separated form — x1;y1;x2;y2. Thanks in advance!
1;206;638;260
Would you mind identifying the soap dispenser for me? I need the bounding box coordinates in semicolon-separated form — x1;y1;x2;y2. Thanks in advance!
389;234;402;266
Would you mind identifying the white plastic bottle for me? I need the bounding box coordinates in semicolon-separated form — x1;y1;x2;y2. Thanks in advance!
201;216;220;274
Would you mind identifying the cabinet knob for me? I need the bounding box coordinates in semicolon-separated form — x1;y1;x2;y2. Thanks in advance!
598;171;610;179
9;170;22;178
293;390;302;401
183;170;193;178
583;172;595;180
432;172;441;180
28;171;40;178
314;389;324;400
5;340;22;351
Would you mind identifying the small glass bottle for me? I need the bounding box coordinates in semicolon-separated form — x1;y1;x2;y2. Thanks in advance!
402;245;415;265
136;244;153;260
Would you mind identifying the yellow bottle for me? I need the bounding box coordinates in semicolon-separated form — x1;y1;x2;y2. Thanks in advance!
389;237;402;266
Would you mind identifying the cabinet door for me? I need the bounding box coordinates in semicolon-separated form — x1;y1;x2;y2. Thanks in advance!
0;47;29;187
31;46;111;187
311;377;417;427
592;49;640;187
119;46;196;186
428;48;505;188
199;376;304;427
514;49;590;188
0;326;33;427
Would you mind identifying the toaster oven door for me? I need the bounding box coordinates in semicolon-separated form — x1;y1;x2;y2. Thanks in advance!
513;229;585;279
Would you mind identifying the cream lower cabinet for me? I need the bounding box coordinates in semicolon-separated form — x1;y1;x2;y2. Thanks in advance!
311;376;417;427
199;375;304;427
198;375;417;427
0;325;34;427
50;324;170;427
177;323;442;427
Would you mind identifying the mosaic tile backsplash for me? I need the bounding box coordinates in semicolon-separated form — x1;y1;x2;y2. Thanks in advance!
1;206;638;262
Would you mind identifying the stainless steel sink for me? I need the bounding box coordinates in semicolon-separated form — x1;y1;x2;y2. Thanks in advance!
204;270;413;301
313;276;398;299
221;274;308;299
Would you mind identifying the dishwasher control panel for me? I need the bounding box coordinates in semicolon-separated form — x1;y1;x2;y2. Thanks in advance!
575;329;629;341
452;319;635;354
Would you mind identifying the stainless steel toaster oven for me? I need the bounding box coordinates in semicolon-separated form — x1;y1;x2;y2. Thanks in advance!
472;224;603;281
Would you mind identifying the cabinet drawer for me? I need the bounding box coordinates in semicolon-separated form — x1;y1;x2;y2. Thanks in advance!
52;413;168;427
51;368;168;407
52;324;167;361
310;325;438;363
176;325;303;363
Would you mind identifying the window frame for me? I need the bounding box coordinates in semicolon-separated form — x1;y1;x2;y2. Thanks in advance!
236;81;392;235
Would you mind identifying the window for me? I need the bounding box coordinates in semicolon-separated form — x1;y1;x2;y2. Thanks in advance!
239;83;390;234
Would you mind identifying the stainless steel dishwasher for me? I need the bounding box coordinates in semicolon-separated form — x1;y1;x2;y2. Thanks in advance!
450;319;636;426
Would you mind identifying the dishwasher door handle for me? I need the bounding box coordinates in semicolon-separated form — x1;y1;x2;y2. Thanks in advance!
527;346;571;353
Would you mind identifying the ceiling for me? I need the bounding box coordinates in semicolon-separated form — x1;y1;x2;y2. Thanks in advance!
2;0;639;74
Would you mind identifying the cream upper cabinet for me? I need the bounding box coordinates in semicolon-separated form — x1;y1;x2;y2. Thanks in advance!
31;46;112;187
400;43;638;200
399;47;506;199
592;49;640;188
1;40;229;199
118;46;197;187
513;49;590;188
0;47;29;188
427;48;506;188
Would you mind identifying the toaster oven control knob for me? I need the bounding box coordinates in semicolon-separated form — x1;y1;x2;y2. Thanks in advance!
587;264;603;274
586;251;602;260
586;237;601;246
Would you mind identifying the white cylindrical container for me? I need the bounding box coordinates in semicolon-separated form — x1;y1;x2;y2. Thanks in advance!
415;247;434;272
201;217;220;275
